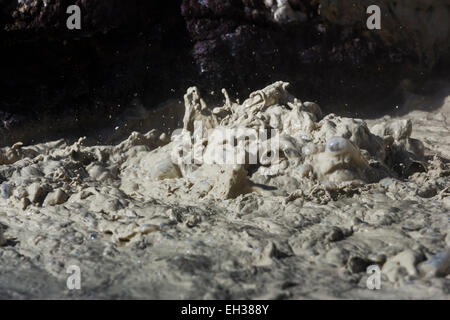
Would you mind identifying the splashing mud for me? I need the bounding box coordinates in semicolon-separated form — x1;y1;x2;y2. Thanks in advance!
0;82;449;299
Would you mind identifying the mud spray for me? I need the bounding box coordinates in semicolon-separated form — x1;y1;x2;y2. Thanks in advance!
0;82;448;299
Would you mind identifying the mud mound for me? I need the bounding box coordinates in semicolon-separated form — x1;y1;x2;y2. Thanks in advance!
0;83;449;299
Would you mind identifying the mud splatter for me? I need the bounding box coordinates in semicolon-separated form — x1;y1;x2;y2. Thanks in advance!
0;82;448;299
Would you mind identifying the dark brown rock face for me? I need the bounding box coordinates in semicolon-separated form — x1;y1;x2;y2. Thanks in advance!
0;0;449;145
181;0;450;113
0;0;192;144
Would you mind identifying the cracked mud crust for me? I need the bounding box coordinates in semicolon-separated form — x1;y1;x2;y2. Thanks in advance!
0;83;449;299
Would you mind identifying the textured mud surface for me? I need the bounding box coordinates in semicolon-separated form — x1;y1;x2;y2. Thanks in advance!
0;83;449;299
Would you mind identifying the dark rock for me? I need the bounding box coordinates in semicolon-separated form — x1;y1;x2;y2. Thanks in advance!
181;0;450;114
0;0;193;146
0;0;449;146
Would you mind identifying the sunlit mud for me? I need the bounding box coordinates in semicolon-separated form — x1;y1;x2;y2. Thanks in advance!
0;82;448;299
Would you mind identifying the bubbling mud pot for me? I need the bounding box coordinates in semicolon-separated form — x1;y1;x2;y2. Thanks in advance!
0;82;449;299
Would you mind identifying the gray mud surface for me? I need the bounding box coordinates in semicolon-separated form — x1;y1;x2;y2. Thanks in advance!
0;83;449;299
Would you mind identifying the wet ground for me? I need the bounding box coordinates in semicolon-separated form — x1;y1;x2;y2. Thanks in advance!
0;82;448;299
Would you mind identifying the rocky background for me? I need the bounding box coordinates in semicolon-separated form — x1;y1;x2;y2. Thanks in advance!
0;0;449;146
